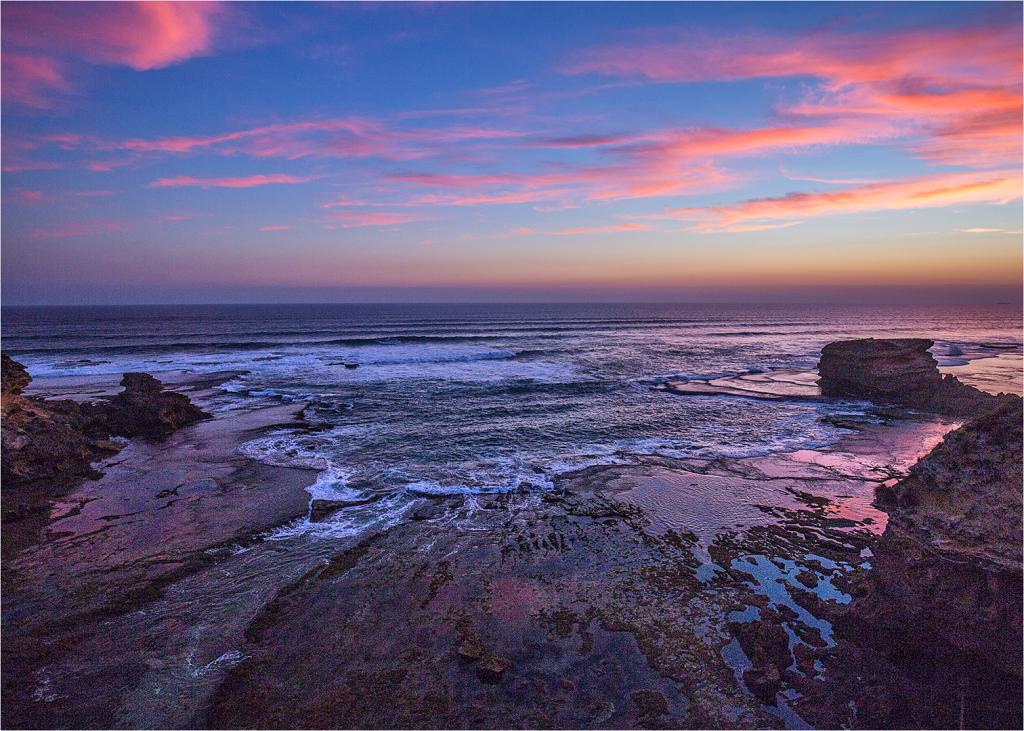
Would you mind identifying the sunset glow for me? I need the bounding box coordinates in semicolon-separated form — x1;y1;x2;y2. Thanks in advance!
2;1;1021;304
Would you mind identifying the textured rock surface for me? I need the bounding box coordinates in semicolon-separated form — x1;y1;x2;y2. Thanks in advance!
1;354;120;491
2;354;31;396
862;396;1023;678
817;337;1004;415
1;356;209;491
99;371;210;439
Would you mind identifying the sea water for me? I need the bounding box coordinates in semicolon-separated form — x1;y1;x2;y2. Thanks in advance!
4;302;1021;534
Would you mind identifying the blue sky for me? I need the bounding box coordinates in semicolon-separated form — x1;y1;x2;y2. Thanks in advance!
2;1;1021;304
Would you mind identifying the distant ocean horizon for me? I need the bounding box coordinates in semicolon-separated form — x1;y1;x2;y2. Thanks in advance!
3;291;1023;307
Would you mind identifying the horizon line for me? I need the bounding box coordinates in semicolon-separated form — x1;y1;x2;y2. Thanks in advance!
3;300;1022;308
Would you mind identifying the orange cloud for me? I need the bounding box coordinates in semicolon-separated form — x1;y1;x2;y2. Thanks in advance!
149;174;314;188
672;171;1023;231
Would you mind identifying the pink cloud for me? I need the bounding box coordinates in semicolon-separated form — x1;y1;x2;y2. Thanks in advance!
86;159;136;172
564;21;1023;170
388;159;732;206
258;225;290;232
1;51;72;109
321;195;376;208
30;106;876;210
31;220;124;239
7;188;112;205
671;170;1023;231
1;159;62;173
529;133;646;149
326;211;428;228
564;23;1021;88
2;2;231;108
712;221;805;234
499;223;652;237
553;223;651;236
387;172;517;189
779;164;876;186
383;121;879;207
406;189;561;207
11;190;46;205
149;174;315;188
40;115;531;176
4;1;229;71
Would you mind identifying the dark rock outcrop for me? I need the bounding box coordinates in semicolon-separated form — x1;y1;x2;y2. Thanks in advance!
99;372;209;439
859;397;1023;679
1;354;121;490
729;619;791;703
2;354;31;396
308;496;377;522
814;338;1023;725
2;356;209;491
475;654;509;684
817;337;1004;415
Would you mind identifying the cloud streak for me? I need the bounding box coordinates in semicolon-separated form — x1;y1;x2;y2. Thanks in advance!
31;220;124;239
564;19;1023;170
149;174;315;188
672;171;1022;231
325;211;429;228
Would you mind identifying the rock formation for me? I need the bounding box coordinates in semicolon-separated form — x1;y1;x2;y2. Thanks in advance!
728;618;791;703
99;372;209;439
817;338;1023;726
866;397;1023;678
817;337;1006;415
1;355;209;490
2;354;121;489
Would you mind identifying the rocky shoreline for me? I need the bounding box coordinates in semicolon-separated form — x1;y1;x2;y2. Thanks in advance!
2;373;320;729
1;339;1021;729
806;339;1022;727
2;354;209;492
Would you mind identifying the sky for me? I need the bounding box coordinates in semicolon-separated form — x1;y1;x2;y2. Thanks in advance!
1;0;1022;305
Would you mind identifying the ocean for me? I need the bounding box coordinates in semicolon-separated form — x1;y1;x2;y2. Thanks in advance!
3;302;1021;536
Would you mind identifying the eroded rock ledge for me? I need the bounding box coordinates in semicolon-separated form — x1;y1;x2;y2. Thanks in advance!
818;337;1009;415
862;397;1022;678
1;354;209;491
819;338;1022;726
